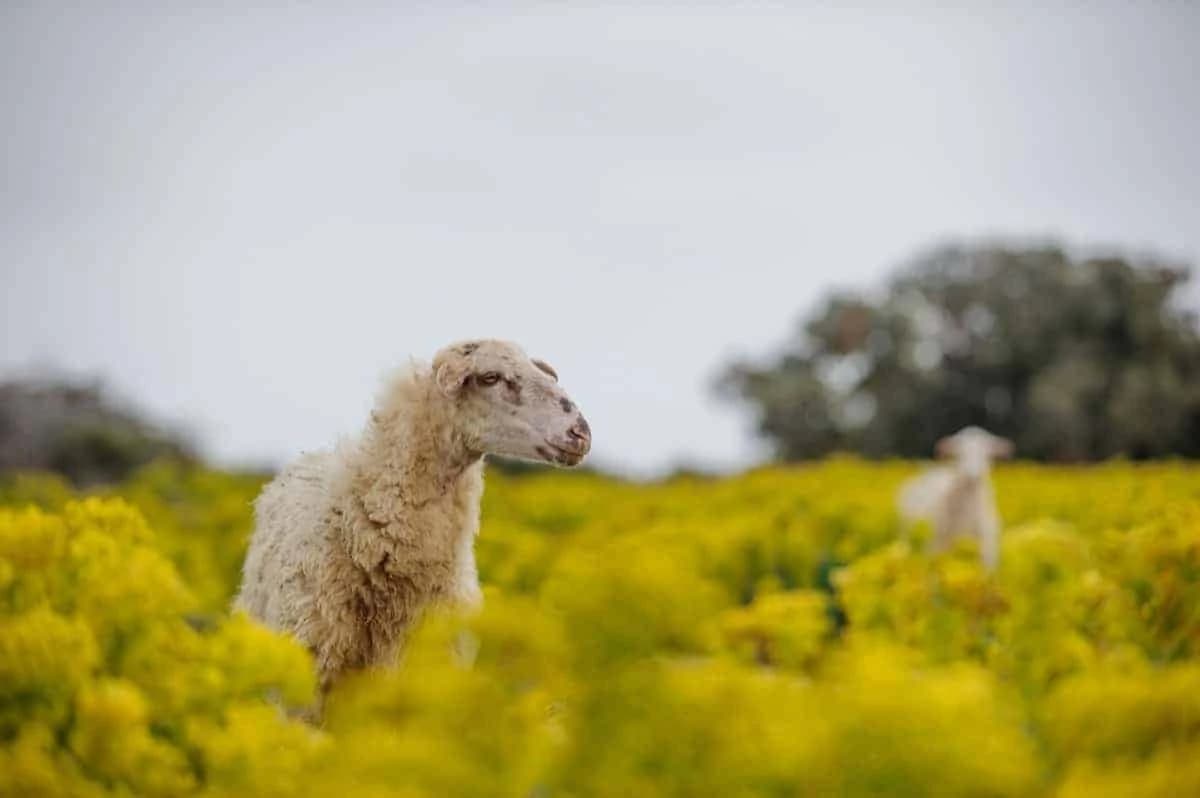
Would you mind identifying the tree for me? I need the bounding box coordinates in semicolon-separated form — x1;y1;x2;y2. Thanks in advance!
719;244;1200;461
0;377;195;485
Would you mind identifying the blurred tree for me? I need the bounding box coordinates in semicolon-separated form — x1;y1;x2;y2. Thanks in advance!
719;244;1200;461
0;377;195;485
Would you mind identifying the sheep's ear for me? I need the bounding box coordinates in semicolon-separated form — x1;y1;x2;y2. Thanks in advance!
434;354;471;397
934;435;958;458
990;436;1015;459
532;358;558;382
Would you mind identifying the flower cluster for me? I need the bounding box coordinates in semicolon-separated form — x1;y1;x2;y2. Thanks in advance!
0;496;319;797
1;459;1197;796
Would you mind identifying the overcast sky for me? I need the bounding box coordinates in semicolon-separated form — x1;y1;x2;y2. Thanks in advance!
2;3;1197;476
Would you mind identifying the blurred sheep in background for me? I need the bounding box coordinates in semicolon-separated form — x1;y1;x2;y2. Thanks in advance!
898;426;1014;570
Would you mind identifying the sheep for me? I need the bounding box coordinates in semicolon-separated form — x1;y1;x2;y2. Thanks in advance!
234;339;591;696
897;426;1013;570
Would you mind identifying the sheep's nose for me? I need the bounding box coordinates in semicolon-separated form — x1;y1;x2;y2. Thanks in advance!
567;415;591;450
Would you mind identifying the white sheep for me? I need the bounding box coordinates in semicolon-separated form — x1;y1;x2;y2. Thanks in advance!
897;426;1013;570
234;339;591;695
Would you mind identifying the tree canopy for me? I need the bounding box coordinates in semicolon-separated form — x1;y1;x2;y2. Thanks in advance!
720;244;1200;461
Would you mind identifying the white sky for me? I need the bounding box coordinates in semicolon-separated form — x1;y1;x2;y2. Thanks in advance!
2;3;1198;476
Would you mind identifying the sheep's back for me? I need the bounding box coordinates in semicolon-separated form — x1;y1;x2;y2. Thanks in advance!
235;450;336;634
897;467;955;521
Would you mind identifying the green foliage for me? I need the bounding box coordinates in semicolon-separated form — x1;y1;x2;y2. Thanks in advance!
1;460;1199;795
720;244;1200;460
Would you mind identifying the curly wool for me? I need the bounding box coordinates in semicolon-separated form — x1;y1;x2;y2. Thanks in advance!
235;362;485;691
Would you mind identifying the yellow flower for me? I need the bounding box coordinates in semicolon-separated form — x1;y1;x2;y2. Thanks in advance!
1;459;1198;796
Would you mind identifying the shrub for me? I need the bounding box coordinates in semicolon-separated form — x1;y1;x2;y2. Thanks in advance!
1;460;1198;796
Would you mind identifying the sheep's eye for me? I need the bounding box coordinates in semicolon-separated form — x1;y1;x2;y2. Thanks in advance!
478;372;502;386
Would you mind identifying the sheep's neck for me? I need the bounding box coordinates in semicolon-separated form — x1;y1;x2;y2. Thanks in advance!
357;380;482;517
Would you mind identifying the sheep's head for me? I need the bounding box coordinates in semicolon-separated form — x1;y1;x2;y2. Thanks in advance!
433;340;591;467
935;426;1014;479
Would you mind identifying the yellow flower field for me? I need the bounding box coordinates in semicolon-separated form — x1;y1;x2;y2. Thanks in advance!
1;459;1198;796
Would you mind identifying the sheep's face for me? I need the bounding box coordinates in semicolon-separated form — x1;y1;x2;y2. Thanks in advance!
936;426;1014;480
433;340;591;467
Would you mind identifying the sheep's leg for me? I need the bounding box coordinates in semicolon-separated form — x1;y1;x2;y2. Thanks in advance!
978;513;1000;571
450;529;484;609
928;514;954;555
296;690;326;726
